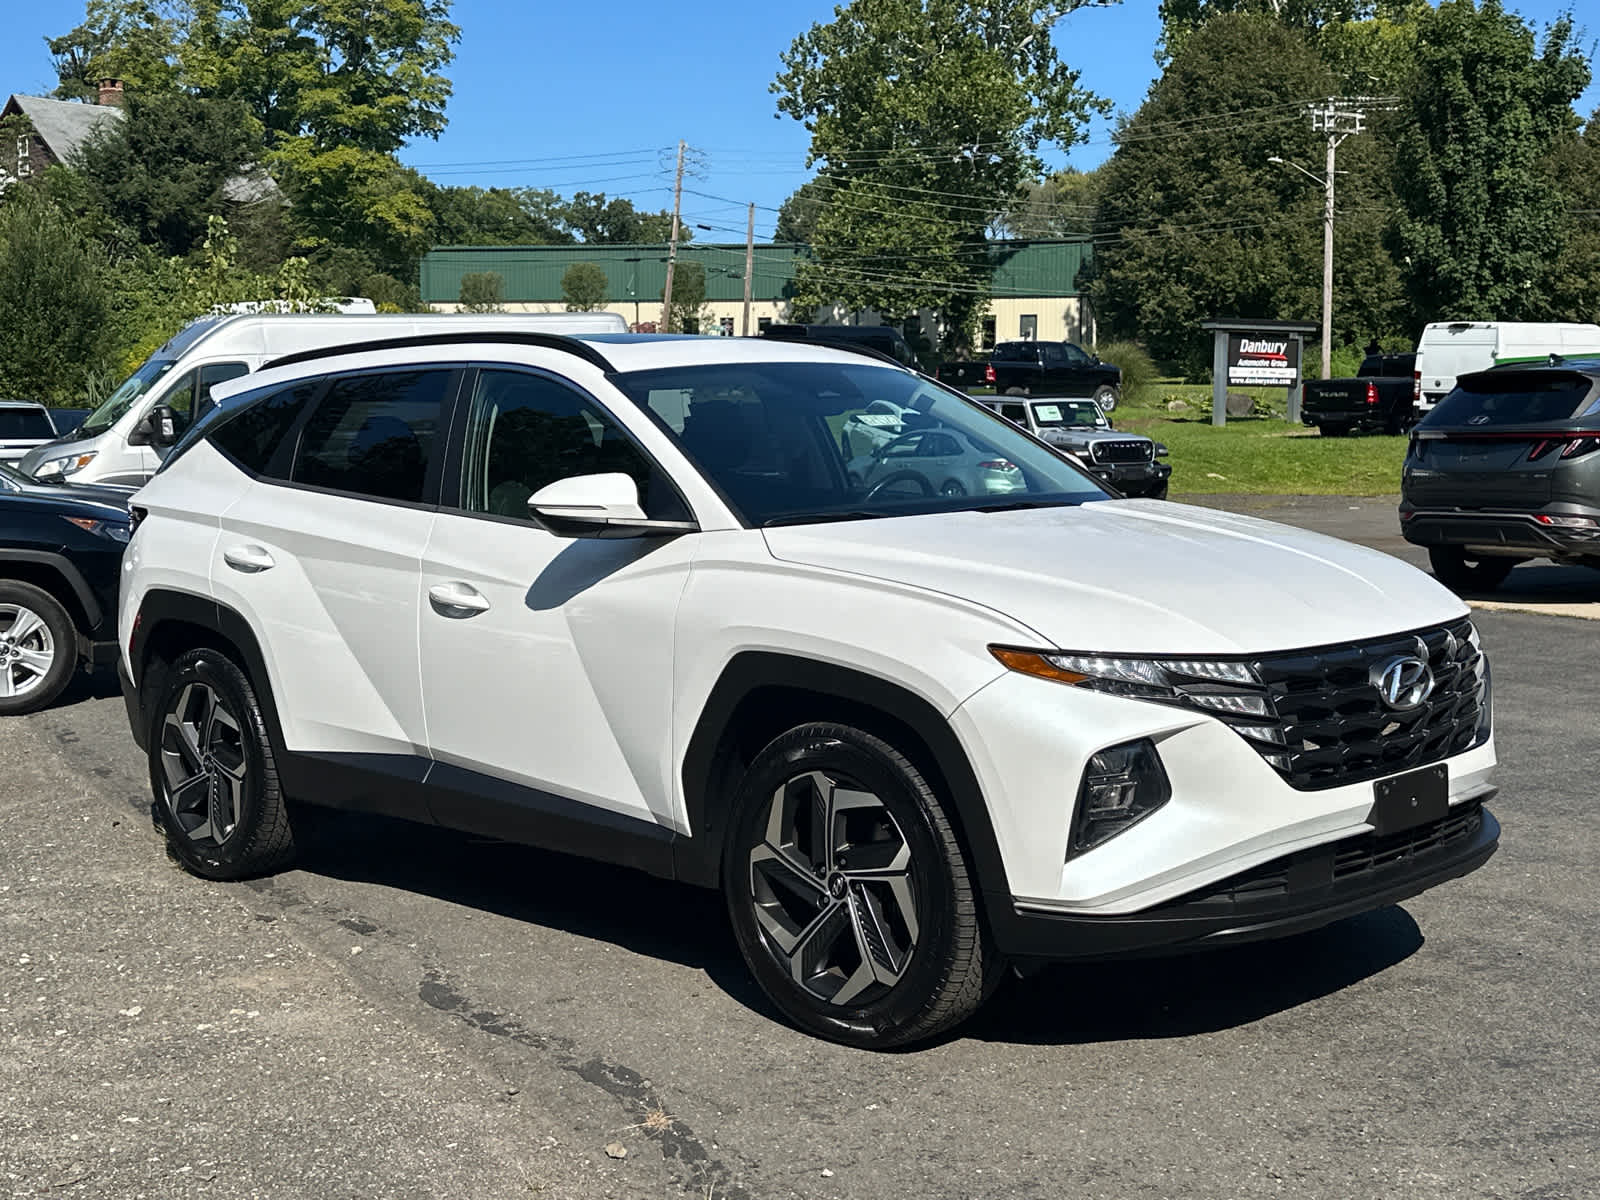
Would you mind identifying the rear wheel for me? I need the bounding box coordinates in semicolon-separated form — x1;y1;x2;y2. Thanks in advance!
1428;546;1518;592
939;479;967;497
1092;384;1118;413
147;648;295;879
0;581;77;716
723;723;1001;1048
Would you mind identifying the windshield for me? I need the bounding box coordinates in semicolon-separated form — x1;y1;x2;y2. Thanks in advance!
1030;400;1103;428
612;361;1109;526
0;409;54;439
80;358;180;436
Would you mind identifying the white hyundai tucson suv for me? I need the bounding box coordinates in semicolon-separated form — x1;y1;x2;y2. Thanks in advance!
118;332;1499;1048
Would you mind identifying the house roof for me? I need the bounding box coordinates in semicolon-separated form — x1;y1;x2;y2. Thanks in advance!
3;94;125;163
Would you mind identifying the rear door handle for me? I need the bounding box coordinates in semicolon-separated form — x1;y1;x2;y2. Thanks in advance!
223;544;275;573
428;581;491;617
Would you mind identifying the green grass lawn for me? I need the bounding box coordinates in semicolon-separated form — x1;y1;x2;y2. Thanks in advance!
1112;383;1408;497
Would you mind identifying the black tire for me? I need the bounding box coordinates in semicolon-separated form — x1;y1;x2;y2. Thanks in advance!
723;723;1001;1049
146;648;295;880
1427;546;1517;592
0;580;78;716
939;479;967;497
1092;384;1119;413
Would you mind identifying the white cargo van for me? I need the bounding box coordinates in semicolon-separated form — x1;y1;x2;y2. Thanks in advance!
1413;321;1600;411
18;311;628;486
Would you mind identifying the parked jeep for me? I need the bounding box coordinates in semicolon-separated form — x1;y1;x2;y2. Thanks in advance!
981;396;1171;499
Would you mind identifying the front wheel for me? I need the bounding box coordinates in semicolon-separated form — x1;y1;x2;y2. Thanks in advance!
723;723;1001;1048
1427;546;1518;592
0;581;77;716
147;648;296;879
1092;384;1118;413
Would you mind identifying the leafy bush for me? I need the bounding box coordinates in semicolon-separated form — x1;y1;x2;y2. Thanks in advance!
561;262;608;312
1326;344;1365;379
0;192;113;405
1093;339;1158;403
458;271;505;312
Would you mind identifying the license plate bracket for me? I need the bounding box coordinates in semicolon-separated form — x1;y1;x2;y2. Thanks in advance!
1367;764;1449;837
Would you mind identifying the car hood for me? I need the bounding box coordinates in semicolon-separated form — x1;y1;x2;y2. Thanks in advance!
762;499;1466;655
1038;428;1130;448
17;436;97;475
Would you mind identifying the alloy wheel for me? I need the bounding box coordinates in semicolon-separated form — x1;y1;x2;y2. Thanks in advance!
158;682;248;848
748;769;920;1007
0;603;56;700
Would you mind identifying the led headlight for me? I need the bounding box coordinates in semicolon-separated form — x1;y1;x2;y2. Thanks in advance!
1071;738;1171;857
33;451;97;480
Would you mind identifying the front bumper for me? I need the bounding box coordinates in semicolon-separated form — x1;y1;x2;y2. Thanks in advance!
1401;506;1600;556
1085;459;1171;494
988;796;1497;960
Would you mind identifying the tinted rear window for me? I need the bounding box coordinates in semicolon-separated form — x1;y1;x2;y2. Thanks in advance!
0;409;54;438
1428;376;1595;426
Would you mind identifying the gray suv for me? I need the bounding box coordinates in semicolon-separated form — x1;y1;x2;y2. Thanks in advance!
1400;359;1600;589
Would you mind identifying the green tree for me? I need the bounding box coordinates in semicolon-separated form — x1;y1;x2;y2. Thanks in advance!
996;165;1104;238
773;0;1108;347
1089;14;1403;375
1156;0;1375;61
75;90;260;257
1389;0;1590;324
561;262;608;311
428;185;571;245
1540;109;1600;324
774;178;828;244
562;191;682;244
0;192;113;405
458;271;505;312
662;260;706;333
49;0;183;99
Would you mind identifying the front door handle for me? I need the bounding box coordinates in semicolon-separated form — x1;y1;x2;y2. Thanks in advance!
428;581;490;617
223;544;275;573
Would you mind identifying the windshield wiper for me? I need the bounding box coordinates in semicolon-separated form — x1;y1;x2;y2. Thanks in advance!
763;510;890;527
970;500;1079;514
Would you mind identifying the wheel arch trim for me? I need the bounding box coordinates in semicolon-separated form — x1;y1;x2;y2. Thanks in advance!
676;651;1011;903
0;548;101;630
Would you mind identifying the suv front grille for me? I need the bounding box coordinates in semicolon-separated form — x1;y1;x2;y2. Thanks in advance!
1170;619;1487;790
1091;439;1153;464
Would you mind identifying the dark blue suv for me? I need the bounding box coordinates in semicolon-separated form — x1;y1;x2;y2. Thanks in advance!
0;463;131;714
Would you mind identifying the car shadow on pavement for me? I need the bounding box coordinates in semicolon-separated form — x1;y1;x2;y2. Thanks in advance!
965;904;1424;1046
287;806;773;1012
289;806;1425;1044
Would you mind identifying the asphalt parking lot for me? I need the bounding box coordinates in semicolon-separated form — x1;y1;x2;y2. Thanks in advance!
2;496;1596;1200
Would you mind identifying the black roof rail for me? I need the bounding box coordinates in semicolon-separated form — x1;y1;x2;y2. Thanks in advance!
264;331;616;373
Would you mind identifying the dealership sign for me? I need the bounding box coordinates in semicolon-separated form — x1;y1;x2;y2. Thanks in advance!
1228;334;1301;387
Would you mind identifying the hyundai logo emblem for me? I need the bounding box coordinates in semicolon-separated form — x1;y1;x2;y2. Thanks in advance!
1372;655;1434;711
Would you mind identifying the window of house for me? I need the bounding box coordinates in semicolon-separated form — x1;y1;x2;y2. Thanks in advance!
720;317;735;336
1019;314;1038;340
758;317;773;332
292;370;451;503
981;317;997;350
16;136;31;178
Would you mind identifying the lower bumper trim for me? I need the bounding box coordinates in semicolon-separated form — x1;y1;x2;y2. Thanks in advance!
987;803;1499;961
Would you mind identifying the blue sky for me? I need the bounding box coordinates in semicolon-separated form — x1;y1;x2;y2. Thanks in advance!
3;0;1596;241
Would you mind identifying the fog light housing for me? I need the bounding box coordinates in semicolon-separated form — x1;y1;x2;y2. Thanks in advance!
1069;738;1171;859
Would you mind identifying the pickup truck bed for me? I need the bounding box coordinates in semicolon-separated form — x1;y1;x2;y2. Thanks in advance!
1301;354;1418;435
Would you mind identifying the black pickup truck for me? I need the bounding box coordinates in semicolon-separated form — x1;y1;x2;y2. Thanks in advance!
1301;353;1418;436
936;341;1123;410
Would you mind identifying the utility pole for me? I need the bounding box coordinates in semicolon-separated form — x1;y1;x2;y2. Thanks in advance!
741;202;755;337
1308;99;1367;383
661;139;686;333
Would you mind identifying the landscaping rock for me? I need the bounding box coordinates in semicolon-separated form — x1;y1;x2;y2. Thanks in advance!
1225;390;1254;416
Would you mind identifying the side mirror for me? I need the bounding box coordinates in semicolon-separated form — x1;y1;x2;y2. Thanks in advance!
1154;443;1170;458
130;403;179;449
528;473;698;539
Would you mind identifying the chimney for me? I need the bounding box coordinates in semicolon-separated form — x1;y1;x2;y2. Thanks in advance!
96;79;125;108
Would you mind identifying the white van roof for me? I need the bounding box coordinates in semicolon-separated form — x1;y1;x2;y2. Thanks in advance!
153;311;629;362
